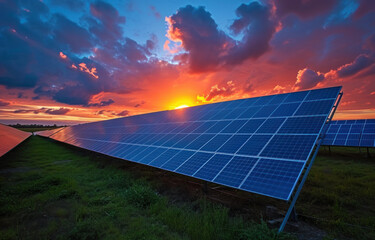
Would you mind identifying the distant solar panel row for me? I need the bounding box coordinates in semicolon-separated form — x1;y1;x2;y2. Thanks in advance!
0;124;31;157
35;127;64;138
39;87;341;200
322;119;375;147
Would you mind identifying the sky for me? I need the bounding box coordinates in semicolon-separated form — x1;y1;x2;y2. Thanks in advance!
0;0;374;125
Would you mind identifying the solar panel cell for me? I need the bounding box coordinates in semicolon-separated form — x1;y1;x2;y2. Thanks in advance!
205;121;231;133
186;134;215;150
305;87;339;100
214;156;258;187
260;135;317;161
221;120;247;133
237;134;272;156
162;150;195;171
253;105;278;118
295;100;333;116
200;134;231;152
241;159;305;200
271;102;300;117
149;149;180;167
218;135;250;154
284;91;307;103
175;152;214;175
194;154;233;181
256;118;285;134
278;116;326;134
238;119;265;133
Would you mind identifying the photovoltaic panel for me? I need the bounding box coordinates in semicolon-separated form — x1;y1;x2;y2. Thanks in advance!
322;119;375;147
0;124;31;157
35;127;65;137
41;86;341;200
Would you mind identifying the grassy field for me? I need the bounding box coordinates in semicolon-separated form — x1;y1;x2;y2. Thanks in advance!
0;136;374;240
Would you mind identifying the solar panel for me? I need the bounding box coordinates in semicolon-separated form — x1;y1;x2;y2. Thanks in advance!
35;127;65;138
0;124;31;157
43;86;341;200
322;119;375;147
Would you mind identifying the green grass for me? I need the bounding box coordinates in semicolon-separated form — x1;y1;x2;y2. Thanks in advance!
0;136;294;240
298;146;375;239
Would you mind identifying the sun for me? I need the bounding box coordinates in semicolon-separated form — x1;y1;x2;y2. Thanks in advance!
175;104;189;109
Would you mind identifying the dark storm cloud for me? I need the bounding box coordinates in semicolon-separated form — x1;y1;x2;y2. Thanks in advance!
226;1;277;65
167;5;232;72
49;0;85;11
88;0;125;44
353;0;375;18
167;2;277;72
0;0;156;106
52;14;93;54
274;0;337;19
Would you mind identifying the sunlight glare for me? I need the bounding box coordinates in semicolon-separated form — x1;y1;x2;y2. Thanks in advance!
175;104;189;109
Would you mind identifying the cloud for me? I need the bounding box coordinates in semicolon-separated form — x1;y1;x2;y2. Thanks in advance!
274;0;337;19
165;2;278;72
88;0;125;44
0;100;10;106
134;101;146;108
49;0;85;11
13;107;71;115
86;99;115;107
294;53;375;90
166;5;231;72
334;54;374;78
52;14;94;54
197;81;236;103
271;85;286;94
44;108;70;115
353;0;375;18
150;6;161;19
117;110;130;116
294;68;325;90
227;1;277;65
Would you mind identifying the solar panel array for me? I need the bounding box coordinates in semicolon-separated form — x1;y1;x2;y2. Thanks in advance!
0;124;31;157
35;127;65;138
322;119;375;147
39;86;341;200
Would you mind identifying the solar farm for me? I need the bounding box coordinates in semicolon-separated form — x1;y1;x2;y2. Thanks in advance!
1;87;375;239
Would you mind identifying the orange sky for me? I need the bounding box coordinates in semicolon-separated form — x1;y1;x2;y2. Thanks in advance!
0;1;374;125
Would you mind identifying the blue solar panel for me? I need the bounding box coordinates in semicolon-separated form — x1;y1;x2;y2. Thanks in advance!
241;159;305;200
44;86;341;200
322;119;375;147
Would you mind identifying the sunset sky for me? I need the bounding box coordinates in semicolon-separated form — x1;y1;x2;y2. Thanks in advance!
0;0;375;125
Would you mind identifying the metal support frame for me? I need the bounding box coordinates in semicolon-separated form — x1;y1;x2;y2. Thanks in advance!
278;91;343;233
367;148;371;158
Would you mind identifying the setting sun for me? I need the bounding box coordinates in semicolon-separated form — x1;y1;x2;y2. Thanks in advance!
175;104;189;109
